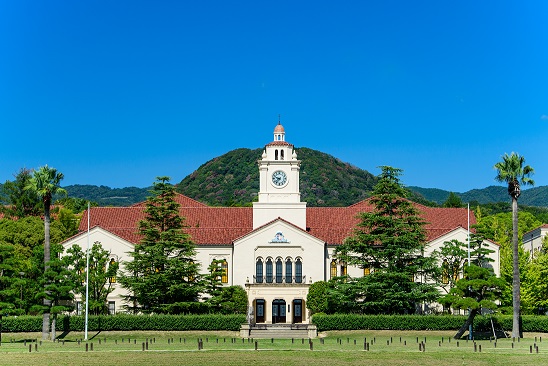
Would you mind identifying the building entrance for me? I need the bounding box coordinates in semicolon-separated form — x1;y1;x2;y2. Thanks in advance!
292;299;303;323
272;299;286;324
255;299;265;323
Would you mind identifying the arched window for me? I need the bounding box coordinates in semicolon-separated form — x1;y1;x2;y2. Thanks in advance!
266;258;273;283
221;259;228;283
280;150;284;160
452;261;460;282
295;258;302;283
275;150;279;160
256;258;263;283
276;258;283;283
330;259;337;279
108;258;117;284
442;260;449;285
285;258;292;283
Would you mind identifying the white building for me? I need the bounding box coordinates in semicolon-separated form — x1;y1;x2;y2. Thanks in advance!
523;224;548;259
62;123;499;323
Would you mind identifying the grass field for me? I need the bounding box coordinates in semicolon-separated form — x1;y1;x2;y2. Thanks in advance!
1;330;547;366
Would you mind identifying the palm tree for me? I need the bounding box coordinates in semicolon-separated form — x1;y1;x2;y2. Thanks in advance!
26;165;66;340
494;152;534;339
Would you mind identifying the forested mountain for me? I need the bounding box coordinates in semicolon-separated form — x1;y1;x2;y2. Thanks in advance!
175;147;377;207
63;185;150;206
408;185;548;207
2;148;546;208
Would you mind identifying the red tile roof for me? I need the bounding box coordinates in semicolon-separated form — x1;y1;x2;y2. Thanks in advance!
77;193;475;247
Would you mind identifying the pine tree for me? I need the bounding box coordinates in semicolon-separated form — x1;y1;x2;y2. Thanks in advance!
334;166;439;314
119;177;201;314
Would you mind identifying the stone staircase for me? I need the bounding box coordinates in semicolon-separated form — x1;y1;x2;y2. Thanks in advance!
240;324;317;339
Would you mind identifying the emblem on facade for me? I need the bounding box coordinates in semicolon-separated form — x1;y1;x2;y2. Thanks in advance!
270;231;289;243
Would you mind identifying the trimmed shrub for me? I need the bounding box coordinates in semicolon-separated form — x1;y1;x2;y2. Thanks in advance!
0;314;246;332
311;314;548;333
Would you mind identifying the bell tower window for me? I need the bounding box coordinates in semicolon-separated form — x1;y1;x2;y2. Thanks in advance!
275;150;278;160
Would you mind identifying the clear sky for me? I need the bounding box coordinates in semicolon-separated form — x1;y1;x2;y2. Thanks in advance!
1;1;547;193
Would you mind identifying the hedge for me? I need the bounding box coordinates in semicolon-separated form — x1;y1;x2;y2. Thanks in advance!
311;314;548;333
0;314;246;333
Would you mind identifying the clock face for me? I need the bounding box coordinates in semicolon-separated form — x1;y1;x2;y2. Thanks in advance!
271;170;287;187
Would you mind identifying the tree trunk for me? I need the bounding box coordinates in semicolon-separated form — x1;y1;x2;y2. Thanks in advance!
51;315;56;341
42;199;51;340
511;196;521;338
454;308;478;339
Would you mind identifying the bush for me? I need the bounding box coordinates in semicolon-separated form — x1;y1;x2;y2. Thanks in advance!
311;314;548;333
0;314;246;332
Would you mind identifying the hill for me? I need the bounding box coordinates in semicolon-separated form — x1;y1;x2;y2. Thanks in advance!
408;185;548;207
175;147;377;207
63;184;150;206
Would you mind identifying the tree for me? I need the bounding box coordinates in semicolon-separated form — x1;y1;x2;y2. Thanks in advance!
25;165;66;340
494;152;534;338
34;244;74;341
306;281;330;315
443;192;464;208
64;242;119;315
439;264;504;339
334;166;439;314
119;176;202;314
432;239;468;294
203;259;225;301
0;168;42;218
209;286;248;314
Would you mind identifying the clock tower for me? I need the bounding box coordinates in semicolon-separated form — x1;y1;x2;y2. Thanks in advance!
253;123;307;230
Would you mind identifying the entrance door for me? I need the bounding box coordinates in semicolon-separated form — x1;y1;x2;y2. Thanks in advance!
293;299;303;323
272;299;286;324
255;299;265;323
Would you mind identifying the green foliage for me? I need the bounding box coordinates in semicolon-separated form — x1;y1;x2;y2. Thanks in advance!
0;314;246;332
310;314;548;333
208;286;248;315
306;281;330;314
63;242;119;315
443;192;464;208
522;244;548;314
439;265;503;312
431;239;468;293
63;185;149;207
54;196;97;213
119;177;201;314
474;211;541;308
334;166;439;314
0;168;42;218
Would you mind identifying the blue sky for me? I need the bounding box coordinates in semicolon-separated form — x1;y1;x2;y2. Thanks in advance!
1;1;547;193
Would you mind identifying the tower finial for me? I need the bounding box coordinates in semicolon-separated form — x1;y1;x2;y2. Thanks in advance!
278;114;281;124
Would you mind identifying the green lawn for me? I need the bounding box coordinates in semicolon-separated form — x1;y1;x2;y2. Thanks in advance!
1;330;547;366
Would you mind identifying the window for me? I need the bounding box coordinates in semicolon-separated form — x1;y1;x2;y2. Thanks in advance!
276;258;283;283
221;260;228;283
295;258;302;283
266;258;273;283
108;258;117;284
340;261;347;276
442;260;449;285
330;259;337;279
108;301;116;315
280;150;284;160
256;258;263;283
363;266;370;276
76;301;82;315
275;150;279;160
285;258;292;283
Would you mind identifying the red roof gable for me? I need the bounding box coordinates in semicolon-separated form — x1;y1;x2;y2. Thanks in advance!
78;194;475;246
